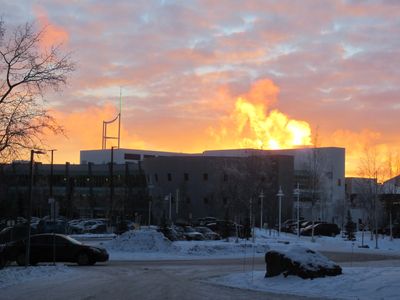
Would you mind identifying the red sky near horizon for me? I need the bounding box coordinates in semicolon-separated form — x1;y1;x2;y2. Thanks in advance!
2;1;400;177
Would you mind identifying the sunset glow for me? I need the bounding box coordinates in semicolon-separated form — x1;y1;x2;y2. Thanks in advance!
2;1;399;178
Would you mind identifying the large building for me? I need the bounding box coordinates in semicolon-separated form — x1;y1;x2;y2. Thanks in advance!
0;146;346;226
80;147;346;225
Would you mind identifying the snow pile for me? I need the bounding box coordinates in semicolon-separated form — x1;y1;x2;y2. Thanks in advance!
0;265;73;289
214;267;400;300
105;228;176;253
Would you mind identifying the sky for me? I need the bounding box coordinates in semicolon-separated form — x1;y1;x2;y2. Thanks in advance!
1;0;400;176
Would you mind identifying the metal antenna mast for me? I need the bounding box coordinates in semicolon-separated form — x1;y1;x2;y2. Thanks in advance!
102;89;122;149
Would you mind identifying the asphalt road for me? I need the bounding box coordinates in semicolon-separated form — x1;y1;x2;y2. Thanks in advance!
2;252;399;300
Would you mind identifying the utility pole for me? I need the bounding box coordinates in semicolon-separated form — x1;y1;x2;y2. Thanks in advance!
259;190;264;229
49;149;56;267
169;193;172;222
175;188;179;216
109;146;116;225
294;183;300;237
26;150;45;267
277;187;284;237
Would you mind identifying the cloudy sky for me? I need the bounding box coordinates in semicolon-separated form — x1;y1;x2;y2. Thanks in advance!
2;0;400;175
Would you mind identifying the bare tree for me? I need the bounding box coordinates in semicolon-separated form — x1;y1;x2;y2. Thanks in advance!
0;21;74;162
356;146;386;248
218;156;275;227
302;128;329;241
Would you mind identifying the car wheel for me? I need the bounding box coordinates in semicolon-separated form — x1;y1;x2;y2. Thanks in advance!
16;253;26;266
77;252;90;266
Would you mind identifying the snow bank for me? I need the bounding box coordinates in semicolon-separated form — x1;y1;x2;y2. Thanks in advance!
214;267;400;300
105;228;176;253
102;229;269;259
177;240;269;257
0;265;73;289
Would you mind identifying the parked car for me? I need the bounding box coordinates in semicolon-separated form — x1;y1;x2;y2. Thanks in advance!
301;223;340;237
0;223;34;244
182;226;205;241
281;219;304;233
2;233;109;266
194;226;221;240
159;226;185;241
172;225;204;241
36;219;67;234
206;220;245;238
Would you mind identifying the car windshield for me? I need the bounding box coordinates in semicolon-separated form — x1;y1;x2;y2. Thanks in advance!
63;235;82;245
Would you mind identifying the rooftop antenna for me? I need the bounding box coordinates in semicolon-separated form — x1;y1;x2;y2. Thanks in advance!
102;88;122;149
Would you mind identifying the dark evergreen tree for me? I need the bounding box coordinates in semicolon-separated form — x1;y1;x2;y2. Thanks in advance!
345;210;356;241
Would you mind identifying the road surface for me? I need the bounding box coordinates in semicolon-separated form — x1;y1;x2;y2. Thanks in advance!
1;252;399;300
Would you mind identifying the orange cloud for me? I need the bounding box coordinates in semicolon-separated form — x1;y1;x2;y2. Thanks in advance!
329;129;400;179
208;79;312;150
33;5;69;49
44;104;147;164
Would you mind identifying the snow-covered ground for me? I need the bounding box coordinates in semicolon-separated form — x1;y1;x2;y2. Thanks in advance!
97;227;400;260
214;267;400;300
0;265;73;289
99;228;400;299
2;228;400;299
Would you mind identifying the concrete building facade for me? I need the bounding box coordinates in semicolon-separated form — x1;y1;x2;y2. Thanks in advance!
80;147;346;225
142;155;294;226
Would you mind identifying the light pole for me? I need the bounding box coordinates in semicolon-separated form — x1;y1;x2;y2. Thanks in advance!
48;149;56;267
259;190;264;230
109;146;117;226
294;183;300;237
277;186;284;237
48;149;57;220
26;149;45;267
168;193;172;222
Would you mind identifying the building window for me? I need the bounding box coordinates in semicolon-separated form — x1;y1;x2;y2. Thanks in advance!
124;153;141;160
184;173;189;181
203;173;208;181
154;173;158;182
223;173;228;182
167;173;172;181
203;197;208;204
186;197;191;204
223;197;227;205
338;179;341;186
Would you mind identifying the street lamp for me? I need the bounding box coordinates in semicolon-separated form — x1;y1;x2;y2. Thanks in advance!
259;190;264;230
294;183;300;237
26;149;46;267
109;146;117;225
48;149;57;221
277;186;284;237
